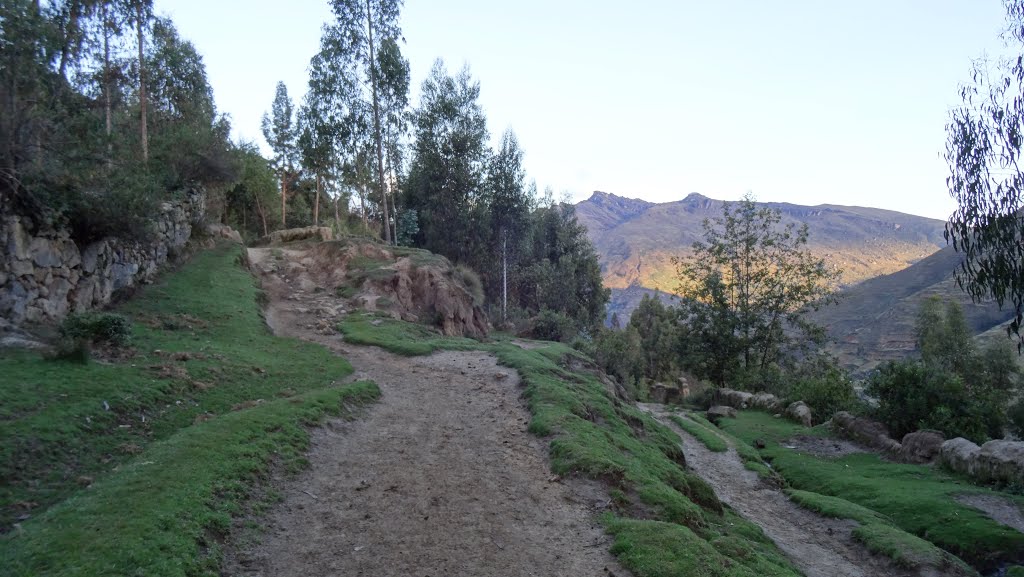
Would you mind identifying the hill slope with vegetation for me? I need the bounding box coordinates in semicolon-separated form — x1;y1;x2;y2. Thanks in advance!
577;191;948;322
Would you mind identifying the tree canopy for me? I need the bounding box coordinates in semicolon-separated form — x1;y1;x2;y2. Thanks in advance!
673;193;839;385
945;0;1024;345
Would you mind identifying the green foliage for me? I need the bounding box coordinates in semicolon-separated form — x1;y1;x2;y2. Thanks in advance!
783;356;857;424
945;0;1024;344
718;411;1024;569
1;246;379;574
1008;398;1024;438
1;3;233;239
516;201;609;331
629;295;681;382
866;361;996;441
868;298;1020;441
396;209;420;246
593;326;644;392
673;193;839;385
224;141;280;238
529;310;578;343
405;60;490;264
59;312;133;347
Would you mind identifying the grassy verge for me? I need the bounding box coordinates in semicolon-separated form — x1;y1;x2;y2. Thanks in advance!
717;411;1024;571
338;315;801;577
2;245;378;575
669;414;728;452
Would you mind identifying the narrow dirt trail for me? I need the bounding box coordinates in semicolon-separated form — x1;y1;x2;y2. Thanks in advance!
226;248;628;576
638;403;940;577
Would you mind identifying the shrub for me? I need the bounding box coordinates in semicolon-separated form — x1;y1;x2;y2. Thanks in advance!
785;358;858;424
60;312;132;347
866;360;1003;442
592;326;643;390
529;309;576;343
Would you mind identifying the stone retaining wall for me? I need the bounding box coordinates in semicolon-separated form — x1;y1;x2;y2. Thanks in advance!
0;189;204;329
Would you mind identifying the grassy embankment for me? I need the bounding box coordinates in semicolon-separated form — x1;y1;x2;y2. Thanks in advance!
715;411;1024;572
339;314;801;576
1;245;379;576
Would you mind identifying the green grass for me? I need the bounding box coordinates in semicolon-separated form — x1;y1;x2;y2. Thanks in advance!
335;315;800;577
670;414;728;452
718;411;1024;571
1;245;379;575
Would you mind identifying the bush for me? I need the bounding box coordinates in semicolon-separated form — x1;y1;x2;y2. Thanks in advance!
784;357;858;424
529;309;576;343
60;312;132;347
866;360;1003;442
592;326;643;390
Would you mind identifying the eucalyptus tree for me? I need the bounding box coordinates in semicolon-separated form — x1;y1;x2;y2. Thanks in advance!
297;95;335;227
484;128;531;319
374;36;410;242
128;0;153;161
405;60;490;264
261;81;300;227
945;0;1024;346
323;0;404;244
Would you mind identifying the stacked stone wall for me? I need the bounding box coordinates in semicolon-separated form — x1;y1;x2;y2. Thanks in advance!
0;189;204;329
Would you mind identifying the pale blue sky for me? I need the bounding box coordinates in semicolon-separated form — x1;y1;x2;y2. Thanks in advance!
162;0;1009;220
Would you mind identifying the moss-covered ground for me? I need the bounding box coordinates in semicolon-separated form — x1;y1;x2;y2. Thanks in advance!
1;245;379;576
716;411;1024;572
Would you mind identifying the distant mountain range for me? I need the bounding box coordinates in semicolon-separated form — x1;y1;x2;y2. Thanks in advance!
575;191;1015;373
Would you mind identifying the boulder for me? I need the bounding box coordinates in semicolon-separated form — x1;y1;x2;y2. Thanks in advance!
750;392;782;412
939;437;982;477
785;401;813;427
706;405;737;423
650;383;683;405
899;430;945;464
831;411;901;453
649;384;668;404
715;388;753;409
976;440;1024;485
204;223;243;244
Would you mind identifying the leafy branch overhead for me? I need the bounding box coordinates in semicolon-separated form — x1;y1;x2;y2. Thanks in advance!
945;0;1024;344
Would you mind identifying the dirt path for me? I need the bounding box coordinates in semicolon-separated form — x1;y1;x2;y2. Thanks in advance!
638;403;944;577
225;248;628;576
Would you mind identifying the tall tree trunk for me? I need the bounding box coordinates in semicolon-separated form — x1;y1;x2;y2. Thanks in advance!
502;232;508;322
280;175;287;227
314;172;321;226
334;190;341;229
135;3;148;163
102;2;113;166
364;0;391;245
58;1;82;82
359;185;368;229
254;192;268;236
